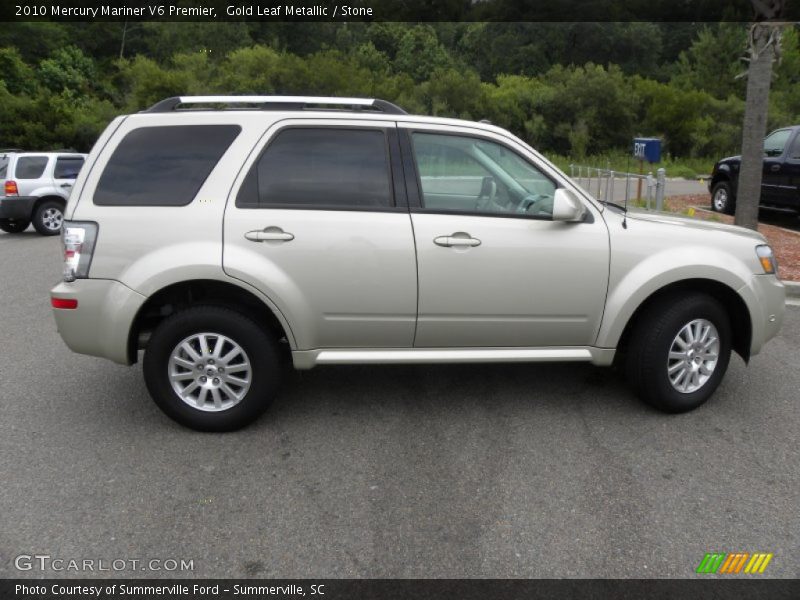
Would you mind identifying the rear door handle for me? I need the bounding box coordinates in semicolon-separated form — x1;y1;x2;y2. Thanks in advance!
433;234;481;247
244;227;295;242
770;164;781;172
60;183;73;188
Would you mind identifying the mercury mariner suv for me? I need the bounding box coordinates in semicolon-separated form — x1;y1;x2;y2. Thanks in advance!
50;96;786;431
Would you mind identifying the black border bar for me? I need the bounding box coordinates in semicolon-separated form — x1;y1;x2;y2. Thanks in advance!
3;579;800;600
2;0;798;23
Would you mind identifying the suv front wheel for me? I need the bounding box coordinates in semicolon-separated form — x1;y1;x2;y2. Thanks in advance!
143;306;281;431
711;181;735;215
626;293;732;413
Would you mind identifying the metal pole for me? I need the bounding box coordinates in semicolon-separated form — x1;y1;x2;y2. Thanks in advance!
596;168;601;198
609;170;615;204
625;172;630;208
656;168;666;211
636;159;644;200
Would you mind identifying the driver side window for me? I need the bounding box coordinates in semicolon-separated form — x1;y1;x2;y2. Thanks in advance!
764;129;791;157
411;132;556;218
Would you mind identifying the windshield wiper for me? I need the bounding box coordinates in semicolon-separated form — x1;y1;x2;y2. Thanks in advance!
602;199;627;212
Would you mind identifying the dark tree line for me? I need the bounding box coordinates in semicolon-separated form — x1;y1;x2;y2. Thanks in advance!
0;22;798;159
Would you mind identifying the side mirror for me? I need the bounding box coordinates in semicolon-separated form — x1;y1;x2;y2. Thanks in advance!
552;188;587;222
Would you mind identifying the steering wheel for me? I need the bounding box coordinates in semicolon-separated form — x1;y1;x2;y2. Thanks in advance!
517;193;553;216
475;176;497;211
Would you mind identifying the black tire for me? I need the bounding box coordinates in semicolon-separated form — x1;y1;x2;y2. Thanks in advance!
32;199;65;235
0;218;30;233
625;293;732;413
710;181;735;215
143;306;281;431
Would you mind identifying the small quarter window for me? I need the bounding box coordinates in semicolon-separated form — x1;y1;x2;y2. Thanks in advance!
15;156;49;179
94;125;241;206
237;128;392;209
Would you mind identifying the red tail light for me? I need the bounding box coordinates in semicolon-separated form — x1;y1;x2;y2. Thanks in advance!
51;297;78;309
4;180;18;195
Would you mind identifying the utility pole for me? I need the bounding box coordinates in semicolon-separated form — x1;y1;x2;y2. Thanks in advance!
735;0;784;230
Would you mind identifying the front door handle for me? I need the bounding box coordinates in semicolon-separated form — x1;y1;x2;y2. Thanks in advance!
770;164;781;172
244;227;295;242
433;233;481;248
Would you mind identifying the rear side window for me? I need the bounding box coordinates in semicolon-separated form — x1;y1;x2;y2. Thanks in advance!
236;128;392;209
15;156;49;179
54;156;85;179
94;125;241;206
0;157;8;178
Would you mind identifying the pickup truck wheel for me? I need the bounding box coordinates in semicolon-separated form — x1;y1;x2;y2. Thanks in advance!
143;306;281;431
0;218;30;233
626;293;732;413
711;181;735;215
32;200;65;235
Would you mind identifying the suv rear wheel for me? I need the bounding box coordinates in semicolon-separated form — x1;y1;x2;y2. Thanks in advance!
32;200;65;235
0;218;30;233
711;181;735;215
143;306;281;431
626;293;732;413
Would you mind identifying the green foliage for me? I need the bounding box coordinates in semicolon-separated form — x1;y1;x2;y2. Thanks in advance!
670;24;748;99
38;46;96;94
0;47;35;95
394;25;453;82
0;22;798;160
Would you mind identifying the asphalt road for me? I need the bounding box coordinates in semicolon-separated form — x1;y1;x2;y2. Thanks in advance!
0;231;798;579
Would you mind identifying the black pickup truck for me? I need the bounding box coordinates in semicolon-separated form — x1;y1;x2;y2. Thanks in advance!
709;125;800;215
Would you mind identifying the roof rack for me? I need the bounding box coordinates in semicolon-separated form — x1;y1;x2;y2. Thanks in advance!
144;96;408;115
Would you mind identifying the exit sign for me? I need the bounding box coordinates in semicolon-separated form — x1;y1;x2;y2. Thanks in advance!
633;137;661;163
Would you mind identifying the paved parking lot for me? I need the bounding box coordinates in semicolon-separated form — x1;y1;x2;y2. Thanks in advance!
1;231;798;579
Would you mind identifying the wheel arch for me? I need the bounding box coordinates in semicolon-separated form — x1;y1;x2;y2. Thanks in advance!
614;278;752;364
127;279;294;364
33;194;67;213
710;169;735;195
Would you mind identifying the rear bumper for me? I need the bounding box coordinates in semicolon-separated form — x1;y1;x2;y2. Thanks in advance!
51;279;146;365
0;196;36;220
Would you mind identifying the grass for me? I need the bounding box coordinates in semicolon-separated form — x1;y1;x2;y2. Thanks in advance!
544;152;716;180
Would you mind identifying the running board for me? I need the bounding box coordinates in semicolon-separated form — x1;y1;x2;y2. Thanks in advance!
292;347;615;369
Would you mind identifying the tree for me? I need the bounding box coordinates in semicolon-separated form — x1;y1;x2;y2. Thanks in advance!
735;0;785;230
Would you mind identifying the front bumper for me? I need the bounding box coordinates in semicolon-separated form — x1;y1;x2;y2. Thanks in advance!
0;196;36;220
740;274;785;356
51;279;147;365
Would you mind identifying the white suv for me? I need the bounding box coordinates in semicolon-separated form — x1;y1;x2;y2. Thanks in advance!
50;96;785;431
0;150;86;235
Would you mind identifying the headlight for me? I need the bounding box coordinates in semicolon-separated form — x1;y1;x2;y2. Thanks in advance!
755;245;777;275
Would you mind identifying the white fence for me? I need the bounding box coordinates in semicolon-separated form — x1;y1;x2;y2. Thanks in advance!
569;164;667;211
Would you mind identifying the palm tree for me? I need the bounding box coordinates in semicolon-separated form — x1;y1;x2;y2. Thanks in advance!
735;0;785;230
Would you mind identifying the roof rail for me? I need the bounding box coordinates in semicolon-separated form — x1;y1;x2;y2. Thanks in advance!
144;96;408;115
